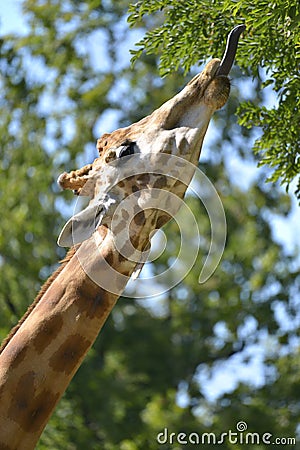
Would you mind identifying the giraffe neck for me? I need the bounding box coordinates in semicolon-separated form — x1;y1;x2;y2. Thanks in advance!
0;226;132;450
0;247;77;356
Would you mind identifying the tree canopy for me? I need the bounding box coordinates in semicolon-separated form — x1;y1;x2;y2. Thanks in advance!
0;1;299;449
128;0;300;198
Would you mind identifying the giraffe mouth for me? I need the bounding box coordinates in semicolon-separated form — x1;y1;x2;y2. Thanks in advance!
57;163;93;194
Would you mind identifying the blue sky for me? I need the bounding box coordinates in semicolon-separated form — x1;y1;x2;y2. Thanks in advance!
0;1;27;35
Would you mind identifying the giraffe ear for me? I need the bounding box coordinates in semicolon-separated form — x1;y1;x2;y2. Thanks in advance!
57;204;105;247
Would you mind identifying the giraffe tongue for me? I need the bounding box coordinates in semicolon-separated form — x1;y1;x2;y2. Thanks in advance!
216;25;246;76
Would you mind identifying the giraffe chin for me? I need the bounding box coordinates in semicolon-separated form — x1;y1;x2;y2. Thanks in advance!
203;76;231;110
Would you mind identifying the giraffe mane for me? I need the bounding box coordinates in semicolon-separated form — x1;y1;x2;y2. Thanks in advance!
0;246;77;355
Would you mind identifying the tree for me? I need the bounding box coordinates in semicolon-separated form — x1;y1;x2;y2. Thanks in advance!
0;1;299;448
128;0;300;199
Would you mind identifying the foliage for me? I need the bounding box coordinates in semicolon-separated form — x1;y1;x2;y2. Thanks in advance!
0;0;299;449
128;0;300;198
0;0;179;338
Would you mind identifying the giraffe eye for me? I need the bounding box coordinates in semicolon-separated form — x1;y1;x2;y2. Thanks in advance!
117;141;136;158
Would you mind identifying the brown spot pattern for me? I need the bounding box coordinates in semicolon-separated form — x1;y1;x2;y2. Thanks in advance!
153;175;167;189
156;213;171;229
130;234;142;249
9;345;28;372
75;284;113;320
121;209;129;220
8;371;59;433
112;219;126;235
118;251;128;264
173;179;185;189
49;334;91;375
33;315;64;354
133;210;146;226
137;173;150;185
0;330;30;371
104;252;114;267
0;443;11;450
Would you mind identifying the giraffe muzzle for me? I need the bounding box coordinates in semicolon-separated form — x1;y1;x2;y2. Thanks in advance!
216;25;246;76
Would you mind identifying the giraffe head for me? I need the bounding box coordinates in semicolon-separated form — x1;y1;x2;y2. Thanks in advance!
57;26;245;279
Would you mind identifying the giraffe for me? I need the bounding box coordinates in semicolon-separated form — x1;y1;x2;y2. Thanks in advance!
0;26;245;449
